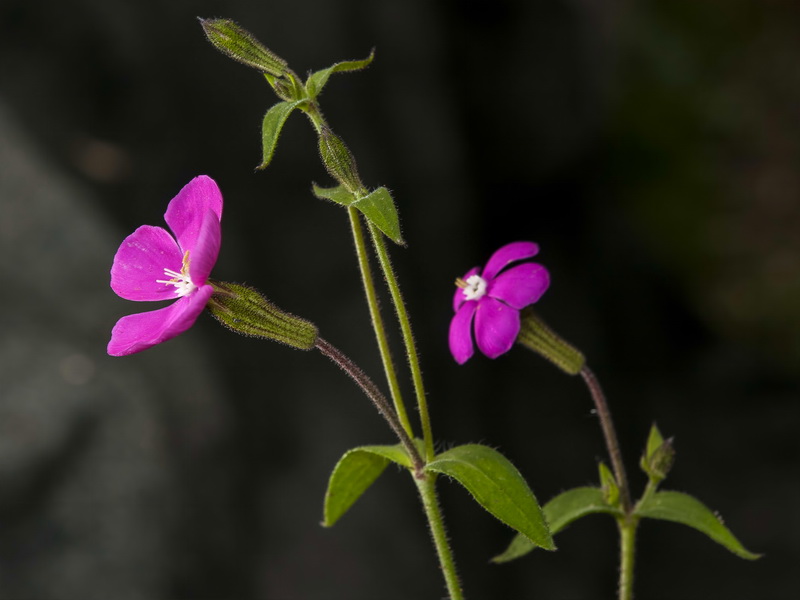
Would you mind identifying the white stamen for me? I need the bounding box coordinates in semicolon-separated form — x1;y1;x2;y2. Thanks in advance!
462;274;487;301
156;251;197;297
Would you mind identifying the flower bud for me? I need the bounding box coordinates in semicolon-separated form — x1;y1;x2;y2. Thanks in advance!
207;281;318;350
640;424;675;483
516;308;585;375
598;462;620;507
200;19;288;77
318;127;364;195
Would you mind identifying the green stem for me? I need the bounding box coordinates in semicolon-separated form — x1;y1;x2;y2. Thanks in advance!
415;474;464;600
368;223;435;461
617;516;638;600
347;208;415;438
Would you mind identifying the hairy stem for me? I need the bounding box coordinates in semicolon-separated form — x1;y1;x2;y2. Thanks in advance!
316;337;423;471
580;365;632;513
617;516;638;600
368;222;434;461
348;209;415;437
415;474;464;600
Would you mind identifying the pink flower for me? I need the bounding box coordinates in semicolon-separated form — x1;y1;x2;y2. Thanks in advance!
449;241;550;364
108;176;223;356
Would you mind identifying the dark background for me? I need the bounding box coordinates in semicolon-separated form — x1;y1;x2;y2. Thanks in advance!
1;0;798;598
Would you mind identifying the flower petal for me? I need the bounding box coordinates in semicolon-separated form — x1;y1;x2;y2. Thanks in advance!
474;297;521;359
482;241;539;281
110;225;183;301
449;301;478;364
107;284;214;356
487;262;550;309
164;175;223;254
188;208;222;285
453;266;481;312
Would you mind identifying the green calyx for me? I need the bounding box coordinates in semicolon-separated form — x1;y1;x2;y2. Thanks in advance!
516;308;586;375
200;18;288;77
207;281;318;350
318;127;365;195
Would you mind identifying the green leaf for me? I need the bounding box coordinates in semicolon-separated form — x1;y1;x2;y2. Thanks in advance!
312;183;356;206
636;490;761;560
354;187;404;245
311;185;403;244
258;100;304;169
426;444;554;550
306;50;375;99
493;486;619;563
323;444;411;527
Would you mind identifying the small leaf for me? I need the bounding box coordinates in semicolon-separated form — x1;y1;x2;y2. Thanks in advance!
493;487;619;563
636;490;761;560
354;187;404;245
306;50;376;99
258;100;304;169
323;444;411;527
312;183;356;206
426;444;554;550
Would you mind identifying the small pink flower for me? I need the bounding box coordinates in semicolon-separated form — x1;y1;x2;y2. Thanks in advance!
108;176;223;356
449;241;550;364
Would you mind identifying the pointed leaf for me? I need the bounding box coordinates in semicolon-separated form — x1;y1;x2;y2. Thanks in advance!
426;444;554;550
354;187;404;245
636;490;761;560
493;486;620;563
312;183;356;206
323;444;411;527
306;50;375;99
258;100;304;169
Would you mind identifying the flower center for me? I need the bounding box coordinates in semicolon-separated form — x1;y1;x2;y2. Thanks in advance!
456;274;488;301
156;250;196;297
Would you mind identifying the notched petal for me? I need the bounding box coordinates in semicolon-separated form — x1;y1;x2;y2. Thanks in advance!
482;241;539;281
449;301;478;364
488;263;550;309
165;175;224;253
474;297;521;359
107;285;214;356
188;209;222;285
111;225;183;301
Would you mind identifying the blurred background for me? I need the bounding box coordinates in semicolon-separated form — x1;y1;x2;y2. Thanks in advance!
1;0;798;598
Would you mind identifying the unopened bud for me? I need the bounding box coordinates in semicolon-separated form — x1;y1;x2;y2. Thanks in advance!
598;462;620;507
640;424;675;483
516;308;585;375
200;19;288;77
207;281;317;350
318;127;364;195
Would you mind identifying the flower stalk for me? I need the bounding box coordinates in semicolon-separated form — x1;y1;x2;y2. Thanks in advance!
316;337;423;471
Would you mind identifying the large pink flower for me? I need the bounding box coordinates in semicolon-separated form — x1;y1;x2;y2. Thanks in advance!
449;241;550;364
108;176;223;356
